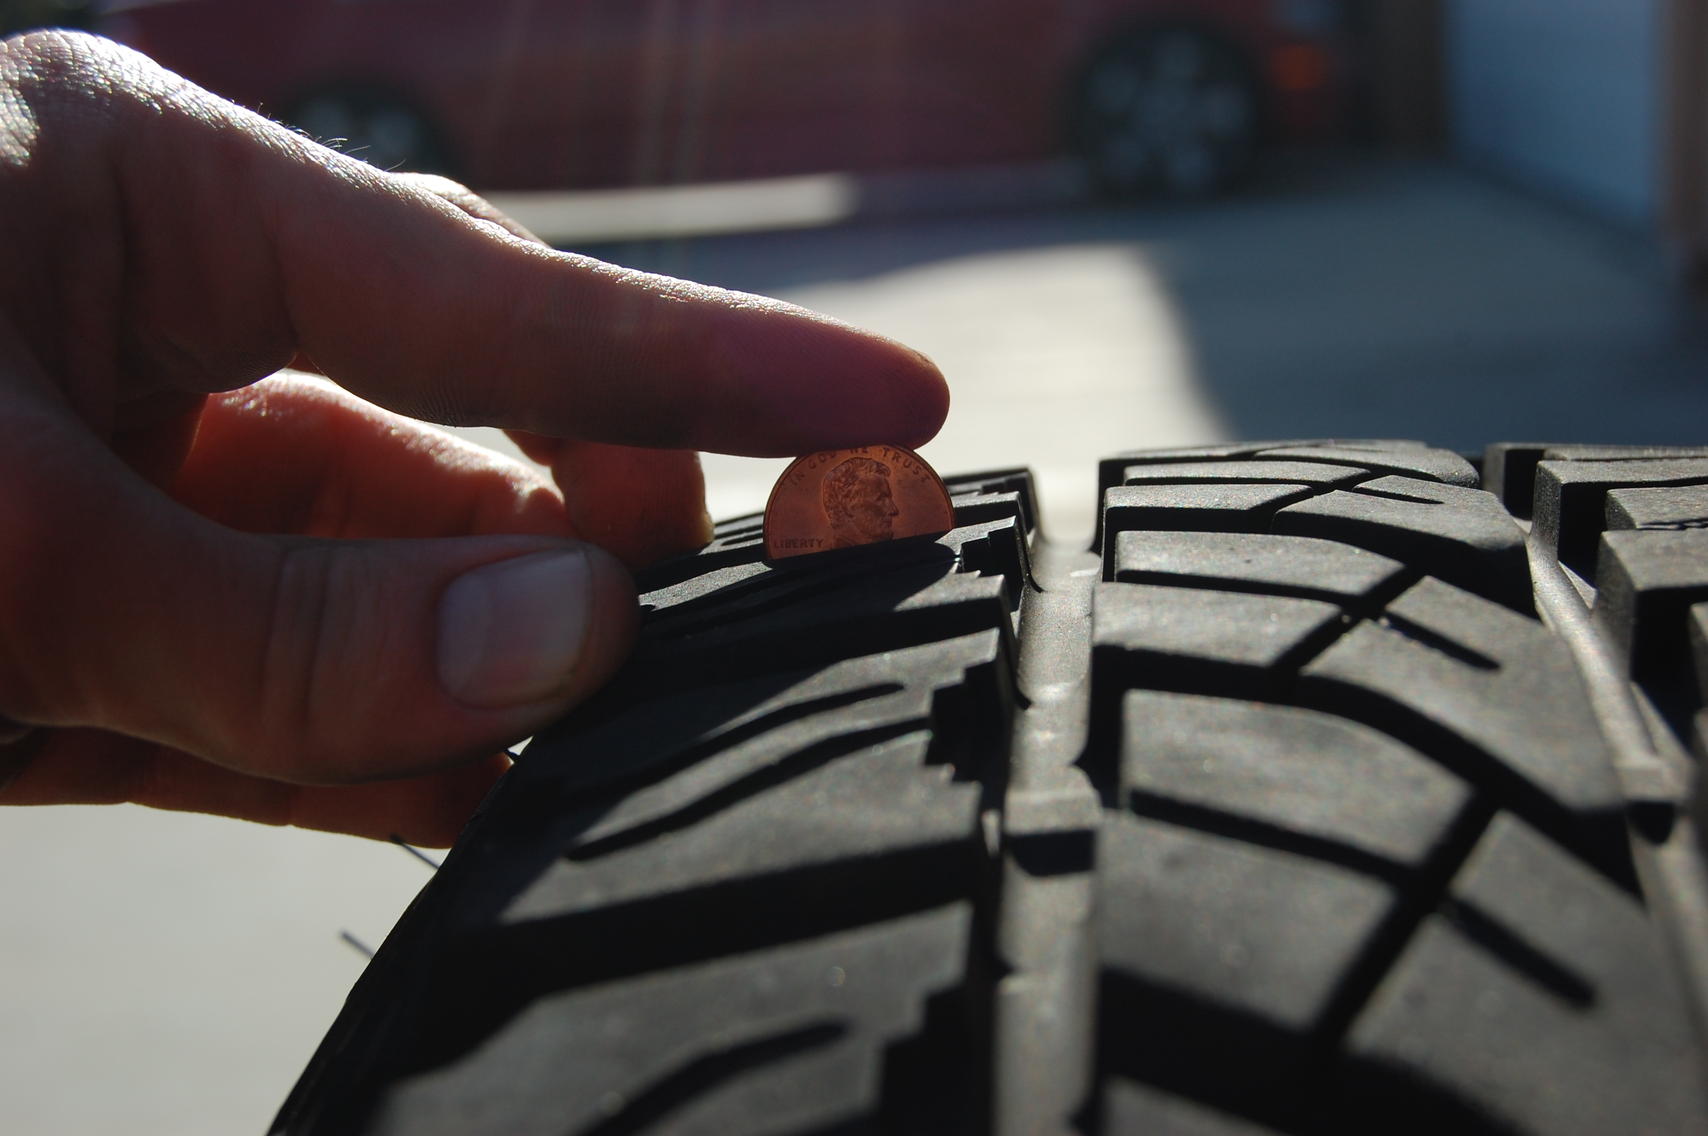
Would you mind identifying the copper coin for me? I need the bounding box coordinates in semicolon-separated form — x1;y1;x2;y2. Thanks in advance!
763;445;956;559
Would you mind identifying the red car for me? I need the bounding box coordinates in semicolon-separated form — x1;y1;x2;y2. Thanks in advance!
99;0;1345;195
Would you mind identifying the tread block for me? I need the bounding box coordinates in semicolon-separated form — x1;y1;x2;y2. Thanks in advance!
1094;442;1474;557
1488;444;1708;521
710;512;764;541
1113;460;1370;488
370;905;974;1136
531;629;1009;812
1097;443;1324;502
1092;583;1343;697
1096;812;1396;1075
1341;816;1708;1135
1096;456;1530;612
645;520;1029;628
1100;484;1313;572
1694;602;1708;707
1086;582;1343;798
397;741;992;1098
1298;579;1626;868
943;516;1032;607
949;489;1028;529
639;525;767;591
1536;444;1708;461
1595;530;1708;662
1112;530;1404;603
1593;529;1708;727
1532;457;1708;577
1103;1082;1282;1136
633;567;1013;683
1249;445;1477;488
1482;442;1555;518
1606;482;1708;532
1272;476;1531;612
534;667;908;801
1121;691;1469;867
505;731;983;923
1095;442;1364;522
946;467;1037;534
1104;439;1430;469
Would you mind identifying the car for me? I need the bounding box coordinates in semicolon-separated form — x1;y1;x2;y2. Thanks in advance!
97;0;1345;195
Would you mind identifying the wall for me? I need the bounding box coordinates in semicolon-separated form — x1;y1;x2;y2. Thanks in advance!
1447;0;1661;226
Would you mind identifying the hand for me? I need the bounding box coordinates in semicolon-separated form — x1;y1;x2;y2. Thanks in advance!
0;32;948;845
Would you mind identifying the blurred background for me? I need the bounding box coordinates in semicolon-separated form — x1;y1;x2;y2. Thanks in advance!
3;1;1707;1133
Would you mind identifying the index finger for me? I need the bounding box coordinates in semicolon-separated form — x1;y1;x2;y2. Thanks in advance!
5;32;949;456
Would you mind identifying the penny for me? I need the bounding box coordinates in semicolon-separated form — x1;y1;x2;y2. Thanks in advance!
763;445;956;559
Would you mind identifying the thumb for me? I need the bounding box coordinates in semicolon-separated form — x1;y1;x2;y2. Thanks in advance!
0;422;636;782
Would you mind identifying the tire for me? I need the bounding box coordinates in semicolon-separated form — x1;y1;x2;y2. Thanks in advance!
1071;28;1260;199
274;441;1708;1135
285;88;453;178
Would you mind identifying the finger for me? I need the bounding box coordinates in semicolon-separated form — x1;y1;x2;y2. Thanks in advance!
517;435;712;569
2;729;507;847
172;372;574;540
394;171;544;244
556;444;712;570
0;400;638;785
109;391;207;487
7;32;949;456
283;175;543;377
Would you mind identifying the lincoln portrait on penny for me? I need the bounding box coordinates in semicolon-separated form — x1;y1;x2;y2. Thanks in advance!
821;456;901;548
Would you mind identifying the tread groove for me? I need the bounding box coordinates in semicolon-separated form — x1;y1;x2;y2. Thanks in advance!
404;857;982;1074
1310;798;1497;1051
1098;479;1358;566
1269;570;1424;678
1287;678;1635;891
578;1023;849;1136
1347;484;1451;505
563;721;930;861
1436;898;1596;1009
1378;612;1501;671
545;682;907;802
1125;789;1411;886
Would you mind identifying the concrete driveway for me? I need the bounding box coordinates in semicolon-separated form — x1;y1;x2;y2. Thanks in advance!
3;155;1705;1135
560;156;1708;544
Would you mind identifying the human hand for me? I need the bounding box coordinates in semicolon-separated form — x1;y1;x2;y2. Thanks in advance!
0;32;948;845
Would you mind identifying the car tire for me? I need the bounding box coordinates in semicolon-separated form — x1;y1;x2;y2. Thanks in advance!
273;441;1708;1135
285;88;454;178
1072;28;1261;199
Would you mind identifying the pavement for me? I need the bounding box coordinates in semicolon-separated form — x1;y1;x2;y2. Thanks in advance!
556;156;1708;544
4;154;1707;1136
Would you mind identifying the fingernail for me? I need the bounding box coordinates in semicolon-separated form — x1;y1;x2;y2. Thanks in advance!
438;549;593;708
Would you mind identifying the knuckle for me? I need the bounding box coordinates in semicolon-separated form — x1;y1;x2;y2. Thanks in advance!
251;540;415;782
251;540;341;774
0;31;172;176
395;170;475;201
2;30;127;114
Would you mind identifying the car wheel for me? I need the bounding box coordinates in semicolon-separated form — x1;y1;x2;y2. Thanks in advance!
1073;28;1260;198
287;89;453;178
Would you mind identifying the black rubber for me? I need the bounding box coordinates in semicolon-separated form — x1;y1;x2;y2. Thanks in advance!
273;442;1708;1136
